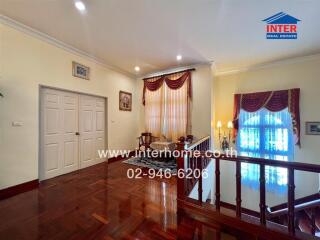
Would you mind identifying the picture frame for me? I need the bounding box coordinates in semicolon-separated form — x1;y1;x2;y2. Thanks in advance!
306;122;320;135
119;91;132;111
72;61;90;80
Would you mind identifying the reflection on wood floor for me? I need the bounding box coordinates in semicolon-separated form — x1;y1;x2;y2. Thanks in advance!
0;161;237;240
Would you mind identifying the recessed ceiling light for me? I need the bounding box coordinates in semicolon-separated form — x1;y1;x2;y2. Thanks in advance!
176;55;182;61
134;66;140;72
75;1;86;12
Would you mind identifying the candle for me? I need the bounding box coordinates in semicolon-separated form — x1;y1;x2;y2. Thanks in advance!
227;121;233;129
217;121;222;128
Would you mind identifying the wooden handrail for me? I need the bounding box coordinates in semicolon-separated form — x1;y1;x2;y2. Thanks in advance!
176;136;211;201
267;199;320;218
199;153;320;173
269;193;320;212
186;135;210;150
176;150;320;238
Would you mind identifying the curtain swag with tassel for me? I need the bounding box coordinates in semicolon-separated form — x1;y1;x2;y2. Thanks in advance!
142;71;192;105
233;88;301;146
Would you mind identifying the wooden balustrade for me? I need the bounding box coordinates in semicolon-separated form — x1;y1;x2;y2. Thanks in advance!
235;161;241;218
176;136;211;202
176;150;320;239
287;168;295;234
311;208;316;235
215;158;220;211
259;164;266;225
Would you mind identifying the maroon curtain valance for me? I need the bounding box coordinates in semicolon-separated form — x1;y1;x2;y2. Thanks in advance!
233;88;301;146
142;71;191;105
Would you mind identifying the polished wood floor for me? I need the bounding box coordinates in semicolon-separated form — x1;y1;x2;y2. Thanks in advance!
0;161;236;240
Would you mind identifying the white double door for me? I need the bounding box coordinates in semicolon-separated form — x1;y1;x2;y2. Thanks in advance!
40;88;106;180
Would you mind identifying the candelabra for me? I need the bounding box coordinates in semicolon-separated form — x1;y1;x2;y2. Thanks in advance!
217;120;233;151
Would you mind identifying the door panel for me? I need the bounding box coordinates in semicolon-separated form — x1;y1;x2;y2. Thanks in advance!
64;141;76;166
80;96;95;168
64;109;77;133
83;138;94;161
45;143;59;171
45;108;59;134
96;111;104;131
61;91;79;174
95;137;104;159
83;110;93;132
95;98;105;162
80;95;106;168
41;89;79;180
41;89;62;180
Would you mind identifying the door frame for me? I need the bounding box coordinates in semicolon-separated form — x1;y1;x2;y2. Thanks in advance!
38;85;108;181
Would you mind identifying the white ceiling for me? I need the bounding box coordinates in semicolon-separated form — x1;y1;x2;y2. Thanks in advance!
1;0;320;76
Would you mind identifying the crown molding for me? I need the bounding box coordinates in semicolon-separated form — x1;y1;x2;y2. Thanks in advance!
215;53;320;77
0;14;135;78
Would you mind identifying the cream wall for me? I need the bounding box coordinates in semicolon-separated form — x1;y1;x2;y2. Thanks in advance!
214;57;320;211
138;65;213;140
0;24;139;189
191;65;213;139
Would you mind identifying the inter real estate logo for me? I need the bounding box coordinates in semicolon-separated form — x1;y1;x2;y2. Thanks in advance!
263;12;300;39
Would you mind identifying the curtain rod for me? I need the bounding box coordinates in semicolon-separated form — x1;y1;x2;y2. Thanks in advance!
142;68;196;80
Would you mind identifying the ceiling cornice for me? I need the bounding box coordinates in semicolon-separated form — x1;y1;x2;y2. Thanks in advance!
215;53;320;77
0;14;135;78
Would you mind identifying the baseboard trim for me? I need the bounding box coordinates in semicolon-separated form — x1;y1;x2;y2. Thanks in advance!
108;150;136;164
0;179;39;200
220;201;260;218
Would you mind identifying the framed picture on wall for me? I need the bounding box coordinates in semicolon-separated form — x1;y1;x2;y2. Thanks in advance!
306;122;320;135
119;91;132;111
72;61;90;80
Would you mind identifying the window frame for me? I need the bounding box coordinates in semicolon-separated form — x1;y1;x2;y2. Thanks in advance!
237;108;294;161
236;108;294;190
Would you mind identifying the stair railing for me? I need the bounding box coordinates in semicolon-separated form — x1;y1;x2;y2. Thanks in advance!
176;148;320;237
267;198;320;235
176;136;210;198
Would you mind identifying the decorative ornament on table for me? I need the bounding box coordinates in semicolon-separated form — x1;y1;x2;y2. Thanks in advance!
186;135;194;143
178;136;185;143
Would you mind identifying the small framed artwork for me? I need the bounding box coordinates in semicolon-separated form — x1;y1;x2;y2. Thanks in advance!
119;91;132;111
72;61;90;80
306;122;320;135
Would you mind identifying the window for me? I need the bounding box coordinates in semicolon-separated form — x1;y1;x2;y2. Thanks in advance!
237;108;294;192
144;72;191;141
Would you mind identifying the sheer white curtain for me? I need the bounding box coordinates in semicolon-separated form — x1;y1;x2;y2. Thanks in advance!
237;108;294;193
144;86;163;137
162;73;190;141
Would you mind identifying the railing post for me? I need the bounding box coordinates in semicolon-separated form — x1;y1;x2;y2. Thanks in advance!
311;208;316;235
215;158;221;211
198;156;203;204
259;164;266;225
236;160;242;218
187;155;191;193
288;168;295;234
176;139;186;200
